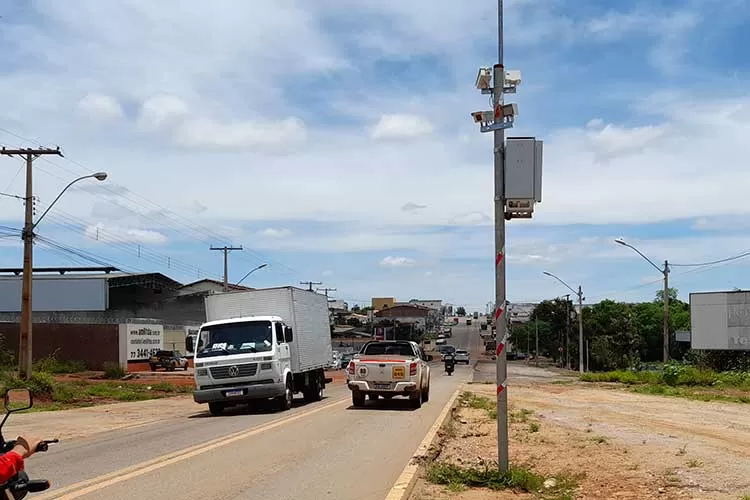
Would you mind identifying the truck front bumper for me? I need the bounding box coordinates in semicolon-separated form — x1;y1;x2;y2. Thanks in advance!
194;380;286;404
347;381;419;393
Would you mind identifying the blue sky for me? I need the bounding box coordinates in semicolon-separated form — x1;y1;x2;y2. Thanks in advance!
2;0;750;311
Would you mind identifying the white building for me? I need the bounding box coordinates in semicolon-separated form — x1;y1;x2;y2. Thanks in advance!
408;299;443;311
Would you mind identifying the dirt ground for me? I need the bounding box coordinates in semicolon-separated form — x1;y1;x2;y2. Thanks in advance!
411;362;750;500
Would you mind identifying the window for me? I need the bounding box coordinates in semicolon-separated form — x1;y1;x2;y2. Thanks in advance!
274;323;285;344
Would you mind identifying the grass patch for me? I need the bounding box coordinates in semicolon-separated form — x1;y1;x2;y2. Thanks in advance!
33;353;87;374
426;461;580;499
580;366;750;389
630;384;750;403
591;435;608;444
529;422;540;433
0;371;191;411
511;408;534;423
551;380;575;385
686;459;703;468
459;391;497;419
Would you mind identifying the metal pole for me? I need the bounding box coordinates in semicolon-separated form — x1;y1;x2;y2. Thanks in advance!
20;154;33;379
534;317;539;366
565;295;570;369
492;0;509;474
578;286;584;374
663;260;670;362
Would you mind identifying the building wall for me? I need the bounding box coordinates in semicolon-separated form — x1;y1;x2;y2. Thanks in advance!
371;297;396;310
176;281;224;296
375;305;429;319
0;322;119;370
409;300;443;311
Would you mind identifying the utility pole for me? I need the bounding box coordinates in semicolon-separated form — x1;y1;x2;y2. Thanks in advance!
534;317;539;366
300;281;322;292
663;260;670;362
564;294;571;370
317;287;336;297
0;147;63;379
492;0;510;473
577;285;584;373
210;245;242;292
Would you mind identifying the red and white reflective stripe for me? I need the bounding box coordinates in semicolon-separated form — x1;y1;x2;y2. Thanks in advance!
496;341;505;356
497;381;507;395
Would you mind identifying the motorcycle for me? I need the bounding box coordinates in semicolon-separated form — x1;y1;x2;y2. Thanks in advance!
444;355;455;376
0;388;58;500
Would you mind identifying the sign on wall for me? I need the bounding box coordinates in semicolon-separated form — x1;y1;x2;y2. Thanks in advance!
126;324;164;361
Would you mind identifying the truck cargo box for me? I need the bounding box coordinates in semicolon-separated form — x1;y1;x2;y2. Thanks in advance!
205;286;332;373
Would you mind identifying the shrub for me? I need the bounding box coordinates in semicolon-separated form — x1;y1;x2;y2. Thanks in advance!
0;372;55;397
34;351;87;374
102;362;126;380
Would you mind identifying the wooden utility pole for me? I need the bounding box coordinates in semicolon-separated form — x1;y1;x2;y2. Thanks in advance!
210;245;242;291
317;287;336;297
300;281;322;292
0;147;63;379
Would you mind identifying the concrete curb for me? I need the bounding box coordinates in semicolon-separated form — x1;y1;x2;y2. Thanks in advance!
383;387;463;500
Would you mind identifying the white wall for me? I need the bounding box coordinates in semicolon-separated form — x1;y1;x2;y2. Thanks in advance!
690;291;750;350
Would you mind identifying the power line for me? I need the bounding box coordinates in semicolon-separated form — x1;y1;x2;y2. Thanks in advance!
670;249;750;267
210;245;242;291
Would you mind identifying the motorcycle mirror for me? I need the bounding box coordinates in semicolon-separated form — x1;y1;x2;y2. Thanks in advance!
5;388;33;413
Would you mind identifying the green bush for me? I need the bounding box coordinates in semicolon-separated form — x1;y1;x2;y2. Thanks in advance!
33;352;87;374
0;371;56;397
102;362;126;380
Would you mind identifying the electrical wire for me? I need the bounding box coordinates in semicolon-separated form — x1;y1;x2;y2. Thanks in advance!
670;249;750;267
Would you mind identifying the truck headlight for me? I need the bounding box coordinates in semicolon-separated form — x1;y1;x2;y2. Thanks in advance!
260;363;272;370
197;368;208;376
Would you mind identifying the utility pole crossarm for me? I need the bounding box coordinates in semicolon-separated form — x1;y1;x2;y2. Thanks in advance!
210;245;243;292
317;287;336;297
300;281;322;292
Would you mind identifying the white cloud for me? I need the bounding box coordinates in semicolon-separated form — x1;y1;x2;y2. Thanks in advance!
371;114;433;140
84;224;168;245
174;117;306;151
259;228;292;238
137;95;189;131
402;202;427;212
76;94;123;122
322;269;334;277
380;256;417;268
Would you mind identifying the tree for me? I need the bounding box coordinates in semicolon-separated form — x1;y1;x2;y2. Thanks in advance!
456;307;466;317
655;287;678;303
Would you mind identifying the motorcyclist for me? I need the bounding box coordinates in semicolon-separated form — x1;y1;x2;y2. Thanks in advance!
0;435;42;484
443;351;456;372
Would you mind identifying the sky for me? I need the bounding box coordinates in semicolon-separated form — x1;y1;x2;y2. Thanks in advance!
2;0;750;312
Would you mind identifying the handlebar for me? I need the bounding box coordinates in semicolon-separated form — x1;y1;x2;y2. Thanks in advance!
35;440;58;453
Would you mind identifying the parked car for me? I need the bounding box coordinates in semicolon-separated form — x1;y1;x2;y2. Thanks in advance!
149;350;189;371
454;349;470;364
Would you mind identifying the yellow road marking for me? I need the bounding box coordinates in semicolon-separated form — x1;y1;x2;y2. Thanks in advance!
37;397;349;499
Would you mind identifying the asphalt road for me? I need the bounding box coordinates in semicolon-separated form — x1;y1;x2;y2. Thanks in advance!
30;323;482;500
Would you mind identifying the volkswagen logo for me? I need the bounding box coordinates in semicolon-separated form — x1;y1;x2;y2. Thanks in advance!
228;365;240;377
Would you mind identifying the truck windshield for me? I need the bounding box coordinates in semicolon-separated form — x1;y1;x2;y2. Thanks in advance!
196;321;273;358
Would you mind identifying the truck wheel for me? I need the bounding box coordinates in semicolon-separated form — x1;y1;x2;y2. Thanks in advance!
303;378;323;403
352;391;365;407
276;378;293;411
208;402;224;416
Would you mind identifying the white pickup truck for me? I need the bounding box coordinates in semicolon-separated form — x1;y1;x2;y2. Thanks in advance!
346;340;432;409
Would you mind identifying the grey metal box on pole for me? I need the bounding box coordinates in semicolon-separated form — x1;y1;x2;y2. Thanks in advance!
504;137;543;218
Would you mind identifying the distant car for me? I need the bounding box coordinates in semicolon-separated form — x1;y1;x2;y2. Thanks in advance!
454;349;470;364
149;350;189;371
339;353;354;370
435;338;447;346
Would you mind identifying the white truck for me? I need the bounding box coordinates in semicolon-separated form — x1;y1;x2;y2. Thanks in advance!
189;286;333;416
346;340;432;409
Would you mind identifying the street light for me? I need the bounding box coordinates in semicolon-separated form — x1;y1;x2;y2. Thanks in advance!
543;271;585;373
19;172;108;379
614;238;670;362
235;263;268;286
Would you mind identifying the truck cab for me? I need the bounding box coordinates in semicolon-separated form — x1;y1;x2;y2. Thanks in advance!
190;315;297;415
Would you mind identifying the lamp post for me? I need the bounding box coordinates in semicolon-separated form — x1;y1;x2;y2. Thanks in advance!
235;263;268;286
614;238;670;362
19;172;108;379
543;271;585;373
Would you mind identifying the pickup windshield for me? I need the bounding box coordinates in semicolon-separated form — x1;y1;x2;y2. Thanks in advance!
361;342;414;357
196;321;273;358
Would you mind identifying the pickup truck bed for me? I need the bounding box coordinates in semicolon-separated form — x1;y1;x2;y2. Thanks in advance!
346;341;431;409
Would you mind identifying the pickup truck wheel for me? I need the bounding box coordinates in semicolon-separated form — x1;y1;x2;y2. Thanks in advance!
208;402;224;416
410;391;422;409
421;383;430;403
352;391;365;407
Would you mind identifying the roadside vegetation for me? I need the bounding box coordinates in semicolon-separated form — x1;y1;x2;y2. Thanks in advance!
580;362;750;403
0;342;191;411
